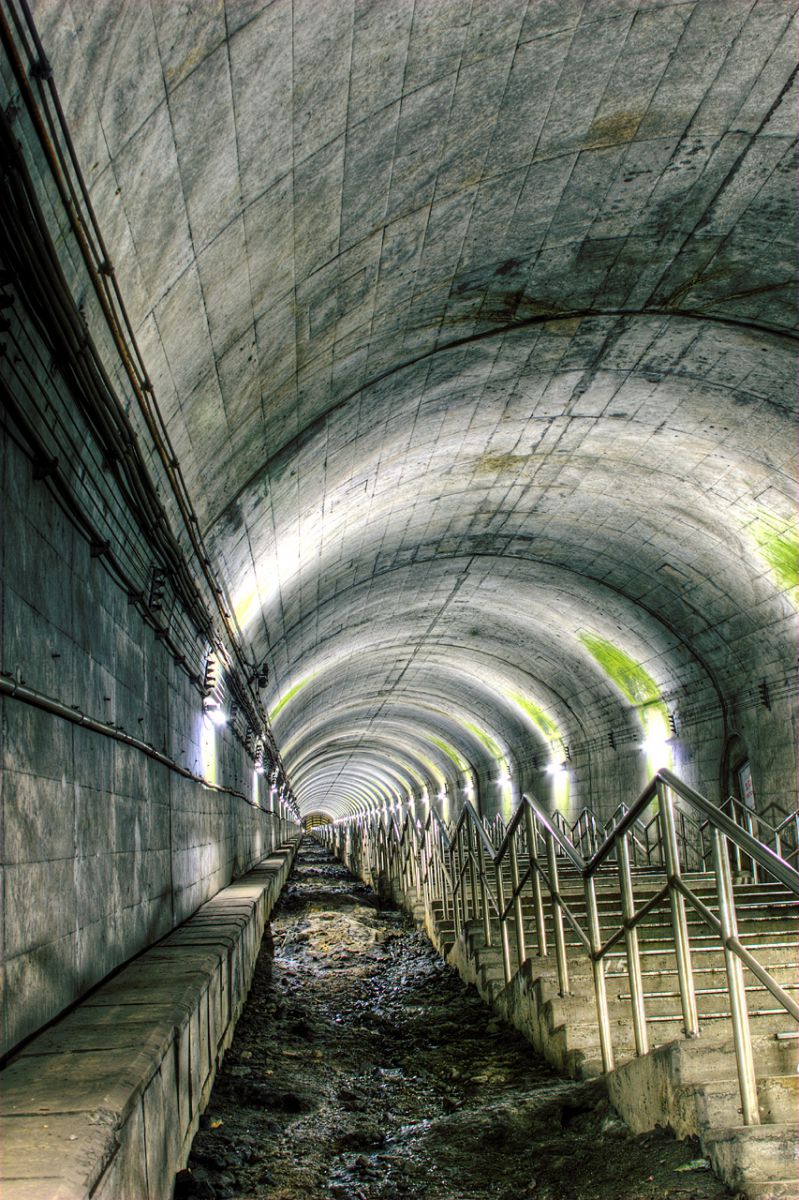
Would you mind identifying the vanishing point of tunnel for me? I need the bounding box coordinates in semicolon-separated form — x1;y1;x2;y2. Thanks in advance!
0;1;797;1198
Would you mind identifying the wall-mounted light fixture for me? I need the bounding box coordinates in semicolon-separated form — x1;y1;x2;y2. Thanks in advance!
148;565;167;612
202;649;227;723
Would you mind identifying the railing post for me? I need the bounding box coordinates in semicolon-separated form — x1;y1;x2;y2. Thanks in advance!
439;836;451;924
508;830;527;969
525;805;547;957
397;829;406;894
441;835;453;926
712;827;760;1126
546;831;570;996
458;825;469;925
476;834;492;948
419;823;430;914
729;799;744;877
451;827;462;940
468;823;479;924
743;807;759;883
617;833;648;1057
495;860;512;985
658;780;699;1037
678;811;687;866
585;873;614;1072
410;828;417;896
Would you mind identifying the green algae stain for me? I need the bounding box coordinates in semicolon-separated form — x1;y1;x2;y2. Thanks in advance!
509;693;560;741
578;632;660;707
415;751;445;787
580;632;673;773
750;509;799;596
269;676;312;721
463;720;503;761
431;736;468;771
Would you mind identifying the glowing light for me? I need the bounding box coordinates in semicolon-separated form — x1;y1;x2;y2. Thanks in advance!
641;737;671;772
496;758;513;817
543;758;570;809
204;701;227;726
200;714;218;785
642;707;673;773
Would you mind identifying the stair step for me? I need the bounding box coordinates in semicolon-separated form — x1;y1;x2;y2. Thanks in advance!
740;1180;799;1200
423;854;799;1200
679;1074;799;1130
703;1122;799;1192
618;981;799;1002
607;962;798;982
757;1074;799;1124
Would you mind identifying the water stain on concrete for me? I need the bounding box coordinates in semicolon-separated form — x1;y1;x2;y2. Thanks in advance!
584;111;644;149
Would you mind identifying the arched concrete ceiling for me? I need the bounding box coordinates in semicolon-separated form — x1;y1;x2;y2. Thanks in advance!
37;0;797;818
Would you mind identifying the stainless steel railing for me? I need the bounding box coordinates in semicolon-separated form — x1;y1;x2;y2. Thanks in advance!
712;795;799;878
321;771;799;1128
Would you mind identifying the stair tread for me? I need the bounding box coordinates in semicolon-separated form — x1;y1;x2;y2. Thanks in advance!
704;1120;799;1138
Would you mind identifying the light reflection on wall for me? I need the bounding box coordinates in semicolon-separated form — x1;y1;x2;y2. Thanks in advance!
201;713;218;785
232;528;307;631
549;763;570;811
498;762;513;818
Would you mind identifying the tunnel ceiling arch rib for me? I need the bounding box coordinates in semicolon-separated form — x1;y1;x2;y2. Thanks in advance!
37;0;798;818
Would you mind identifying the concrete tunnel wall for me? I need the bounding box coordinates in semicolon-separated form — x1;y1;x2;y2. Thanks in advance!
0;429;288;1059
1;0;798;1064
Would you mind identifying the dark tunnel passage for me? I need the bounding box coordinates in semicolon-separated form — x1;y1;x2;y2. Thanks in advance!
177;839;729;1200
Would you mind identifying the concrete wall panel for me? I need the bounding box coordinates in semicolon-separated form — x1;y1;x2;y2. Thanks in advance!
0;431;287;1058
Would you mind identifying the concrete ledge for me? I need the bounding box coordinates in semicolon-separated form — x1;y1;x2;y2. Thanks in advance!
0;838;300;1200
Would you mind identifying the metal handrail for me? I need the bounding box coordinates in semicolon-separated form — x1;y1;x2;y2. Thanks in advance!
552;794;708;871
714;795;799;876
323;769;799;1131
774;809;799;866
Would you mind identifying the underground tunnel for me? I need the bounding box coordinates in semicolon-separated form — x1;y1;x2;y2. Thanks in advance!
0;0;796;1197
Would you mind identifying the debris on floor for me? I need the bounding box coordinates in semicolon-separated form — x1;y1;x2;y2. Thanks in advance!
176;840;733;1200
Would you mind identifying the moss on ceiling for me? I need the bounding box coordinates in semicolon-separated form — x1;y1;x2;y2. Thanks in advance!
578;632;661;707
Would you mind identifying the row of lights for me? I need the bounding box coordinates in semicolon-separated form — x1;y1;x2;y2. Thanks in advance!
367;729;674;812
202;651;299;818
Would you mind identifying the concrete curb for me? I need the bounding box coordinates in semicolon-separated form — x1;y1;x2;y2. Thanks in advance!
0;837;301;1200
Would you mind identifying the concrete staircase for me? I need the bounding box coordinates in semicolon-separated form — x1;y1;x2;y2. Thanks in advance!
417;867;799;1199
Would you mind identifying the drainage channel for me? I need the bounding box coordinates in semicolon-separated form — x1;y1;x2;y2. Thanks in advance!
175;839;729;1200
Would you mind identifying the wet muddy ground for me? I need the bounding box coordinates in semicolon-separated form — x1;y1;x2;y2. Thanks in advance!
175;839;732;1200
